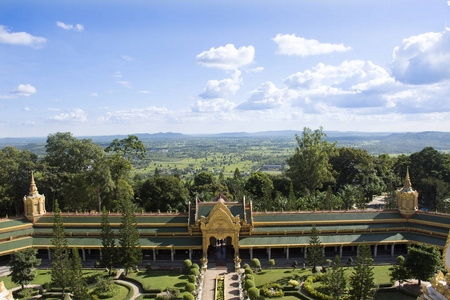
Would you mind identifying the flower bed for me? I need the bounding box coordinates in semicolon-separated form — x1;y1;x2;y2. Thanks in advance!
215;275;225;300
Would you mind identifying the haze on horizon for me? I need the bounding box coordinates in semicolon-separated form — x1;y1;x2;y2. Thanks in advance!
1;0;450;138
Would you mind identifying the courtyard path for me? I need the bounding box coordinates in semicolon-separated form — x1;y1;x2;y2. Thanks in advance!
115;279;142;300
201;268;226;300
225;272;240;300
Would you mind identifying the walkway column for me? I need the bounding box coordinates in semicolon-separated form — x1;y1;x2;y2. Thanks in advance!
322;247;325;255
356;246;359;256
268;248;271;261
88;249;91;255
391;244;395;257
99;249;102;260
153;249;156;262
171;249;174;262
304;247;307;259
339;246;343;258
82;248;86;261
48;248;51;260
189;249;192;261
250;248;253;260
374;245;377;258
286;247;289;260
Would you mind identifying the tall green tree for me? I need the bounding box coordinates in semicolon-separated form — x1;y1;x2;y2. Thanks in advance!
245;171;274;211
101;207;116;276
390;255;411;288
139;176;189;212
286;127;336;195
307;225;325;272
105;134;147;160
325;255;347;300
9;248;41;290
51;200;72;297
404;243;443;285
119;198;142;275
70;248;89;300
0;146;38;217
349;244;375;300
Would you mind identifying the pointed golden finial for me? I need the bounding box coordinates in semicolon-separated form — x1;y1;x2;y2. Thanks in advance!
29;171;38;195
404;167;412;189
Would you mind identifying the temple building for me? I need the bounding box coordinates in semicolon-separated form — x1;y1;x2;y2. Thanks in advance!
1;171;450;265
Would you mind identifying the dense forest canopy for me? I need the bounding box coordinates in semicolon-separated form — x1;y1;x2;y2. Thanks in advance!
0;129;449;218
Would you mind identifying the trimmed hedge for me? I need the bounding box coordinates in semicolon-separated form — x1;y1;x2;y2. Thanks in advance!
303;273;331;300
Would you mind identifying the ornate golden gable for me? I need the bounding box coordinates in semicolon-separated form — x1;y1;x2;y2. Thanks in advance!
199;198;241;257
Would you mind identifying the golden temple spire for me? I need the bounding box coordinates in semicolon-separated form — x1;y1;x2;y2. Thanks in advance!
403;167;412;189
29;171;38;195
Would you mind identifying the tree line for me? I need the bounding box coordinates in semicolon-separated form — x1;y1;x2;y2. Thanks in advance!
0;128;449;217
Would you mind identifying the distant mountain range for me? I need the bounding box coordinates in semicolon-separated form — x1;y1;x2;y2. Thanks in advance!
1;130;450;154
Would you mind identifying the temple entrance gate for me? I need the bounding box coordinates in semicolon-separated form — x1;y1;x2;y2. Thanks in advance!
200;199;241;260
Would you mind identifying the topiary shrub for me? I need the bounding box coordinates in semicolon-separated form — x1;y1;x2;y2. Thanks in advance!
145;263;152;273
244;268;253;275
247;287;260;300
244;279;255;290
187;275;196;283
183;259;192;273
183;293;195;300
184;283;195;293
251;258;261;271
260;283;284;298
188;268;199;276
191;263;199;269
245;274;254;281
242;263;250;269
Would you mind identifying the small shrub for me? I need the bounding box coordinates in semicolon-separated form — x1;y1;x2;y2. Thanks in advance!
191;263;199;269
188;268;199;276
251;258;261;271
244;268;253;275
187;275;196;283
242;263;250;269
292;260;298;271
244;279;255;290
245;274;254;281
183;259;192;270
247;287;260;300
185;283;195;293
261;283;284;298
183;293;195;300
43;282;50;290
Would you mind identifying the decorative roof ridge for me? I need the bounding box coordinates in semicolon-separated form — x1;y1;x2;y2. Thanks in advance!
252;209;399;215
417;210;450;217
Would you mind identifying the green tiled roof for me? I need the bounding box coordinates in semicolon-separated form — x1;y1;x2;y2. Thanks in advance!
36;214;189;225
409;212;450;225
0;218;30;229
33;227;189;234
253;223;408;233
239;232;411;247
33;236;202;248
0;228;33;240
0;237;33;254
196;203;244;219
253;211;404;223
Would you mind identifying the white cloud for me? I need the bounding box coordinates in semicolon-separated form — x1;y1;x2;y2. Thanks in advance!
237;82;286;110
56;21;84;32
199;70;242;99
248;67;264;73
116;81;132;89
122;55;134;62
392;28;450;84
23;121;36;125
50;108;87;122
138;90;152;94
0;25;46;48
191;99;236;112
90;92;98;97
0;84;37;99
196;44;255;70
23;107;31;111
112;71;122;78
273;34;351;57
15;84;37;96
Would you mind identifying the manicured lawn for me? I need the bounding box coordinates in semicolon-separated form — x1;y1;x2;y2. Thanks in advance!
253;268;312;287
344;265;393;285
0;269;107;289
89;283;130;300
127;270;189;291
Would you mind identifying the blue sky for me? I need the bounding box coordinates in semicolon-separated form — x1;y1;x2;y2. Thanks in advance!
1;0;450;137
